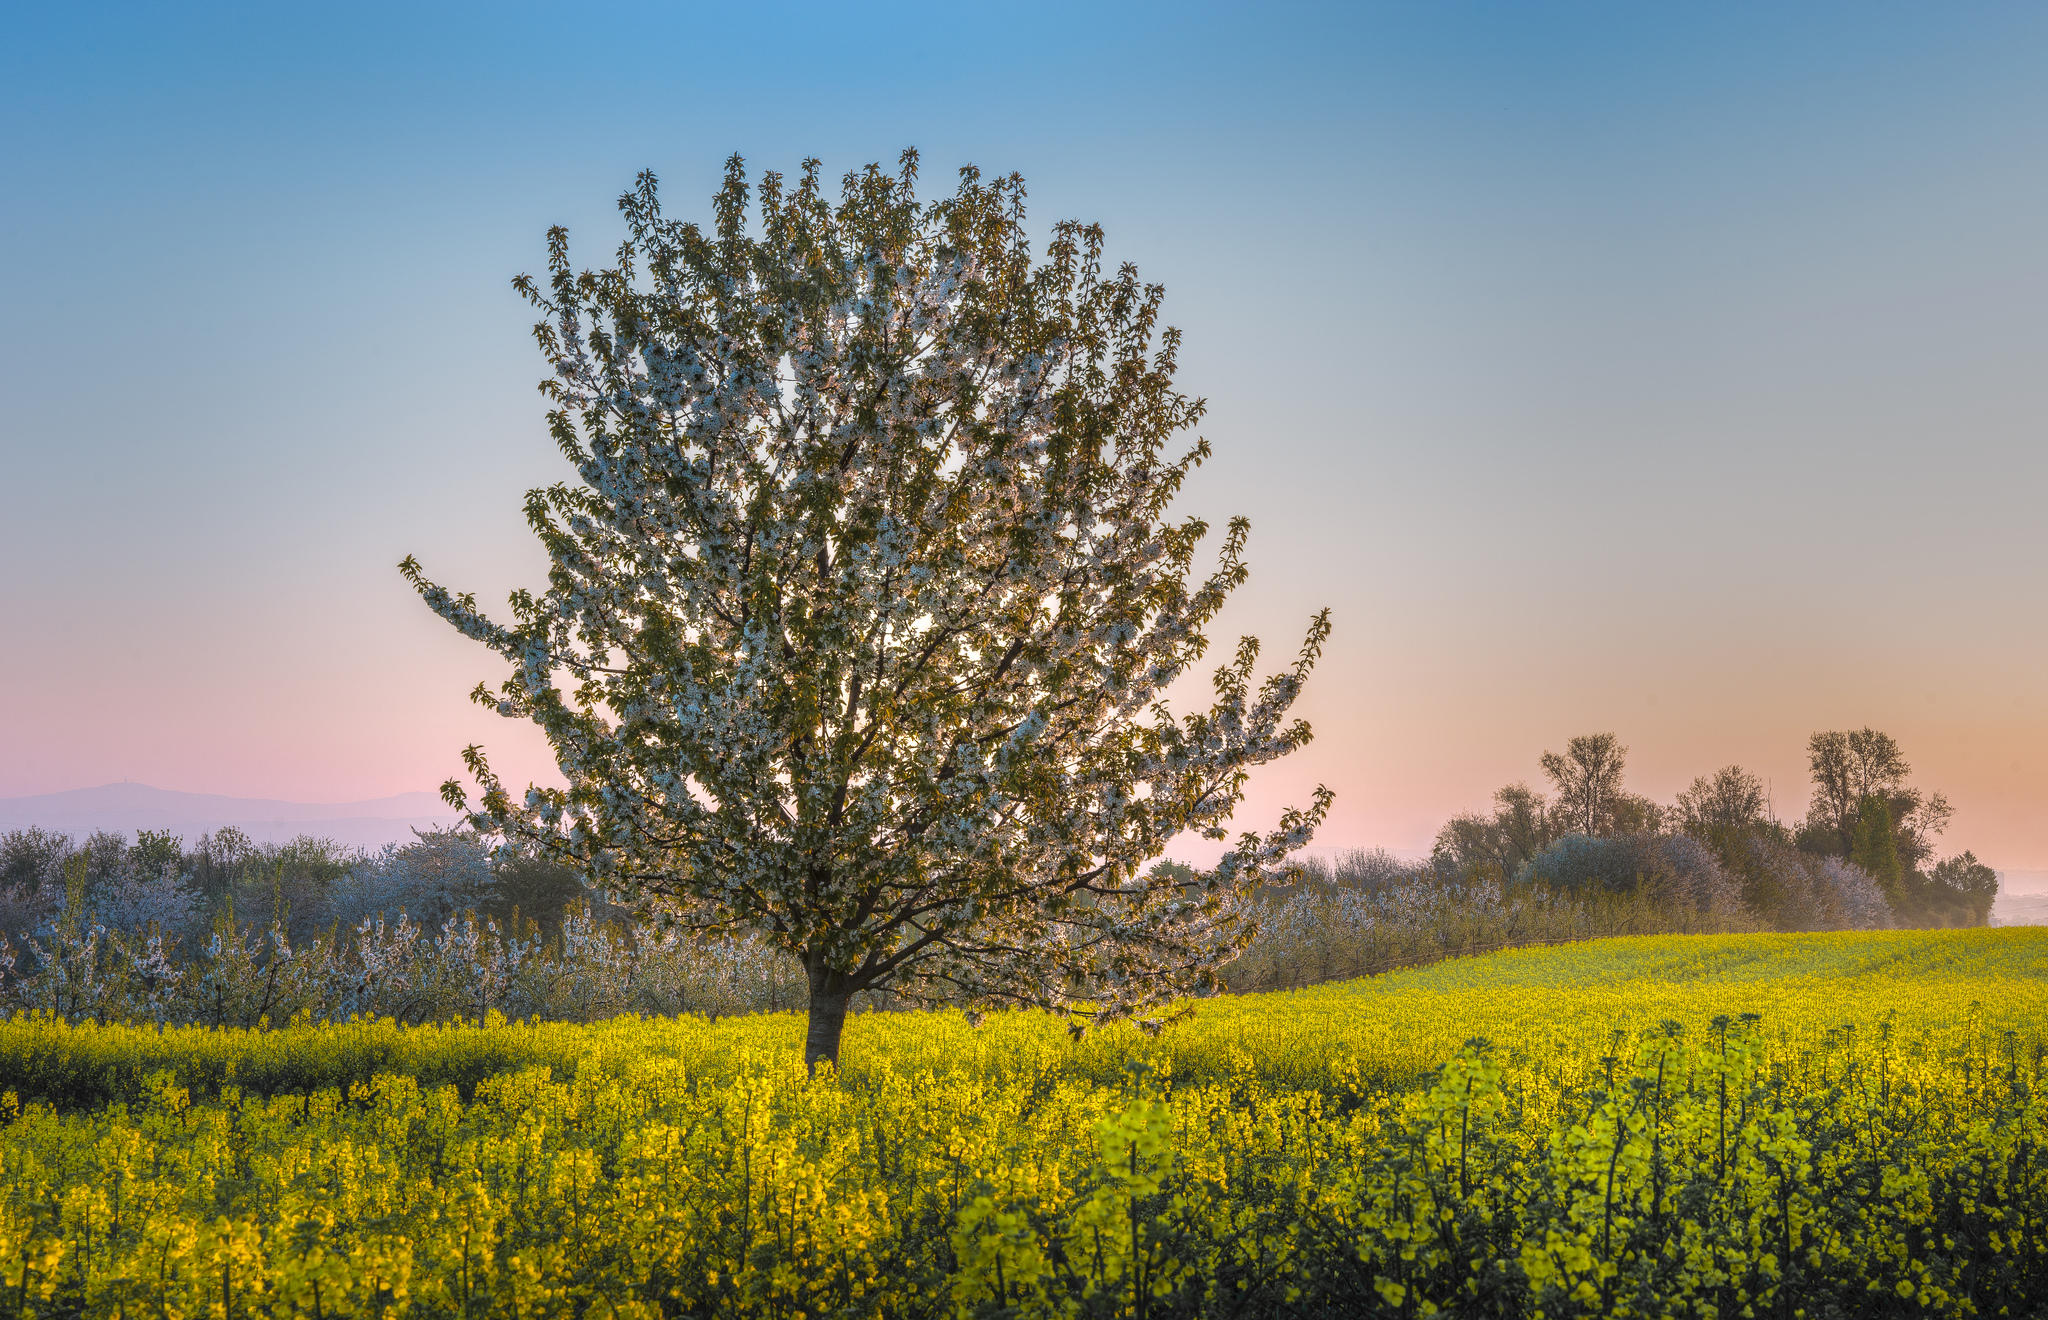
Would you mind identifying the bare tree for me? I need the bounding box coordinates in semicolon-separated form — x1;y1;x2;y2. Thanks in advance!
1540;733;1629;837
1675;765;1769;840
1432;783;1551;880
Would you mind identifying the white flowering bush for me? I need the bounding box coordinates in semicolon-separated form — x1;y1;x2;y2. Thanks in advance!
1811;854;1894;930
325;829;496;932
0;901;807;1029
0;827;815;1027
402;152;1330;1069
83;863;203;944
1720;835;1897;931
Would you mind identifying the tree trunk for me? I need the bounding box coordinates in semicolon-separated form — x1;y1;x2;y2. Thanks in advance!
804;969;851;1077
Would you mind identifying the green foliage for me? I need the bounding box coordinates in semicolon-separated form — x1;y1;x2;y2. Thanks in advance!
1909;851;2001;928
1801;729;1953;875
1850;794;1905;907
485;851;591;935
126;830;182;879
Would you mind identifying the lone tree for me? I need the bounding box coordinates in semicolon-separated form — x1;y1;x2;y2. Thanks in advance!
402;153;1330;1072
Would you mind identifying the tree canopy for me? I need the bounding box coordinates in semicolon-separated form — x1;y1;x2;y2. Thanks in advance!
402;152;1329;1070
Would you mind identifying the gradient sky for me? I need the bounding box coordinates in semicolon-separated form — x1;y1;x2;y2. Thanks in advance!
4;2;2045;866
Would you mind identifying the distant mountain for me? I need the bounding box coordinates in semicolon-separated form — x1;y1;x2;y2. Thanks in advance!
0;783;458;850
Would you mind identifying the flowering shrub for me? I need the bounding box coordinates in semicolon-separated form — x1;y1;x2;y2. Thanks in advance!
0;929;2041;1317
2;862;1758;1025
1723;835;1900;931
1517;832;1745;913
0;904;806;1030
0;839;1778;1024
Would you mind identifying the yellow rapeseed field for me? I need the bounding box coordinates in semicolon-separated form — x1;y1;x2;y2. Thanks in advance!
1;928;2042;1318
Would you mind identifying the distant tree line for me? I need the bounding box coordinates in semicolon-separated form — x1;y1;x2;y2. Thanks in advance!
1428;728;1996;930
0;724;1997;1027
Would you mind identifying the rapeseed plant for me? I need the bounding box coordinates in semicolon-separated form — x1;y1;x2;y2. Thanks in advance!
0;929;2040;1317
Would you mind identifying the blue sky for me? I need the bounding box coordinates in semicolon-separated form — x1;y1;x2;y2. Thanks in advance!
5;2;2046;864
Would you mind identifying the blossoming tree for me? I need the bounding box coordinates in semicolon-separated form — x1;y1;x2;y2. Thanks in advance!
402;152;1330;1071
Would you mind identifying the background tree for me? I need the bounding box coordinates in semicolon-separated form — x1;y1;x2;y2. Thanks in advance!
1797;728;1953;905
1874;781;1955;876
1673;764;1777;871
1491;783;1553;866
1805;730;1907;827
1540;733;1629;836
0;827;69;894
403;153;1330;1072
1432;783;1550;881
1848;794;1905;909
189;827;257;905
1607;792;1665;836
1924;852;1998;927
487;846;594;935
1800;728;1917;853
129;830;184;880
1675;765;1768;841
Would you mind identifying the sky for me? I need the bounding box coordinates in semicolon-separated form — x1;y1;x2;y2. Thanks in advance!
3;2;2046;867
